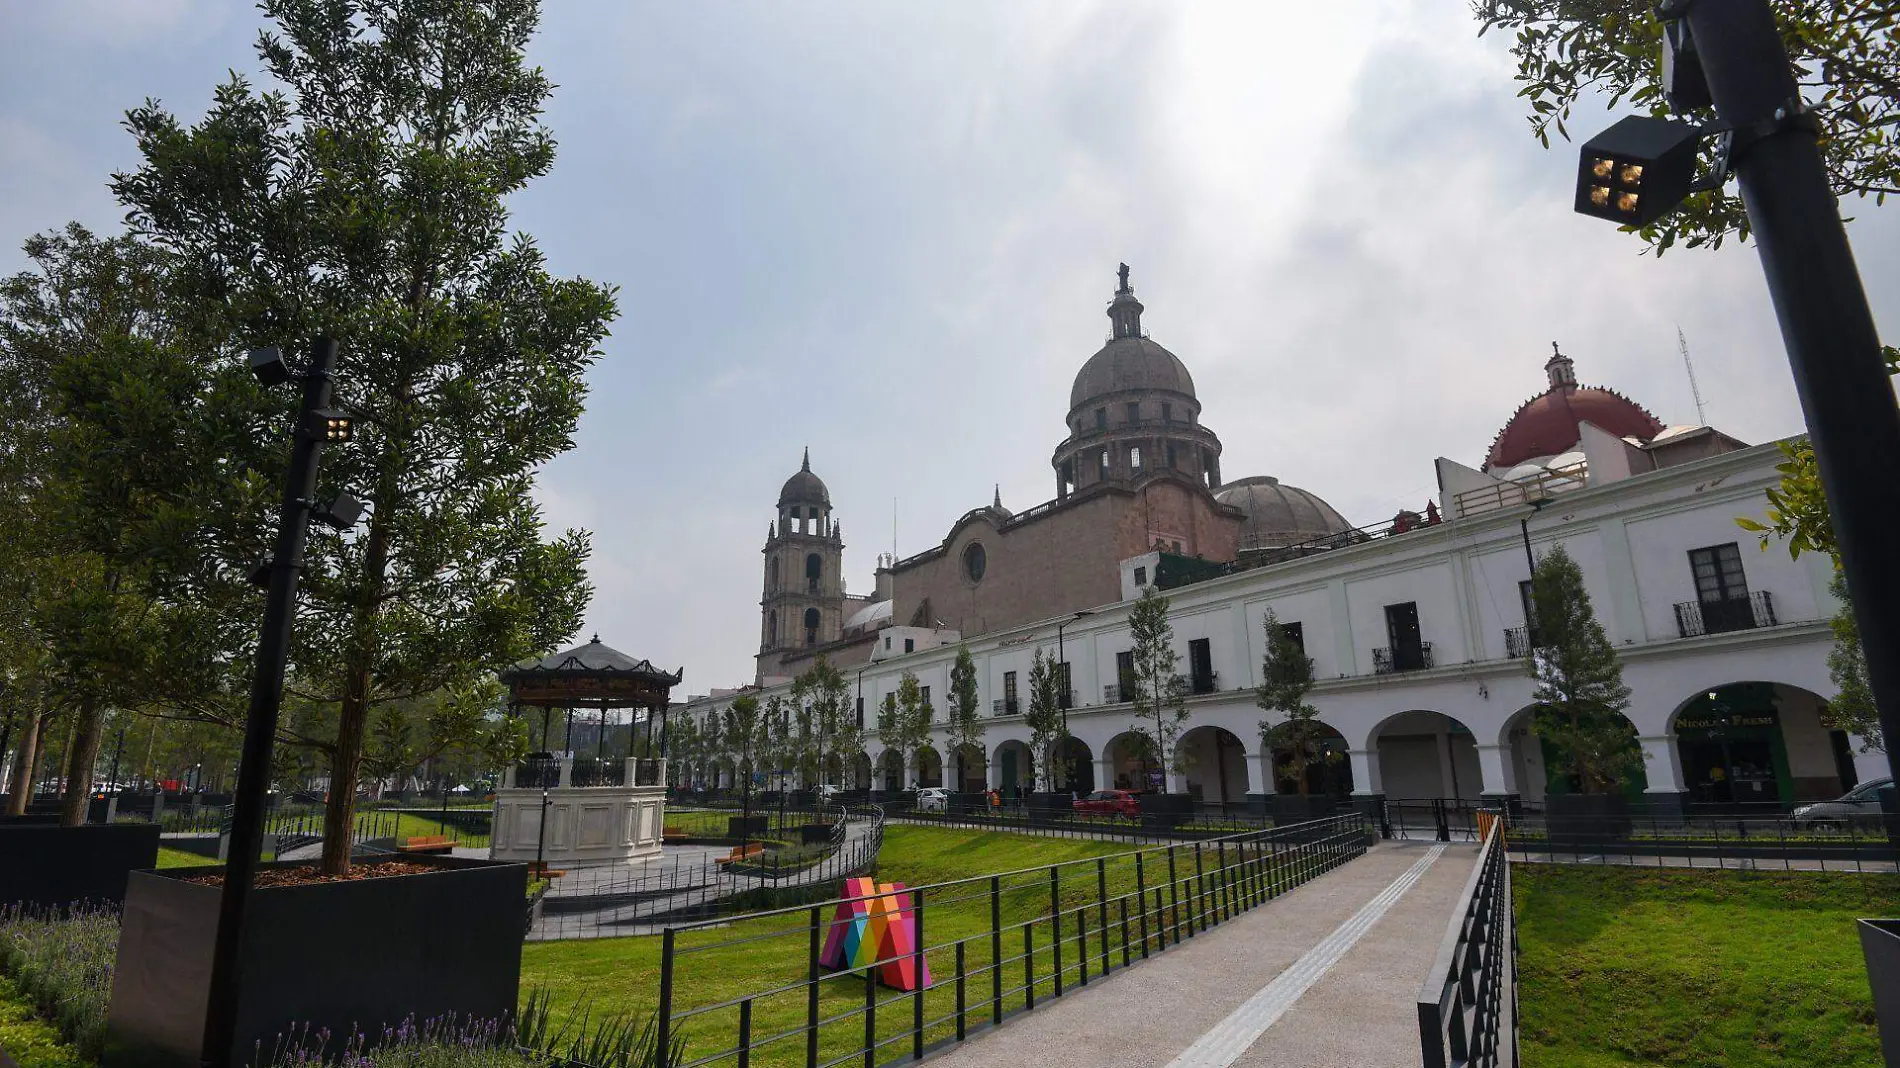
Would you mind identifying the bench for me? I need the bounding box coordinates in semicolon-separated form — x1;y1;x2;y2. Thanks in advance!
717;843;765;867
398;834;454;854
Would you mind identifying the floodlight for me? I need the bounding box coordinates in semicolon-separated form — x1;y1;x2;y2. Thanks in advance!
314;492;365;530
249;347;290;387
1660;16;1712;113
301;408;354;442
1574;115;1703;227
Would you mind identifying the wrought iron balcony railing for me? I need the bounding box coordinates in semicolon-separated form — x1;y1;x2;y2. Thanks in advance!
1673;591;1777;638
1504;626;1533;659
1190;671;1220;695
990;698;1021;716
1372;642;1434;674
570;757;625;788
513;757;562;789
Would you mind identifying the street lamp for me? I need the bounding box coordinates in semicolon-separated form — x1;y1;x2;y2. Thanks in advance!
1574;2;1900;795
535;786;551;875
1054;610;1094;791
202;337;360;1068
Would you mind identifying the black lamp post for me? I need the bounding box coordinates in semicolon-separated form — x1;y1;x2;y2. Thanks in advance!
535;787;550;874
1575;2;1900;793
202;337;357;1068
1053;610;1094;792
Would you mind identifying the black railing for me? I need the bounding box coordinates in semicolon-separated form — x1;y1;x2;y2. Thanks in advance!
650;814;1371;1067
1503;626;1532;659
1190;671;1219;695
1418;817;1516;1068
1673;590;1777;638
570;758;625;788
990;699;1021;716
1372;642;1434;674
1103;683;1127;703
633;758;666;787
514;758;562;789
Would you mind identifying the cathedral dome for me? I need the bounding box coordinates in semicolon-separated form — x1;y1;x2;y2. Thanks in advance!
1069;337;1197;413
1485;345;1664;472
1216;476;1351;550
777;448;831;507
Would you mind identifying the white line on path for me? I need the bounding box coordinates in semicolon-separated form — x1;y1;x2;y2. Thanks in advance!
1162;844;1448;1068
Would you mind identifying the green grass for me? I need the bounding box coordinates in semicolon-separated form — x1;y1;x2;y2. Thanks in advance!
0;973;88;1068
156;845;212;868
523;824;1337;1068
1516;865;1899;1067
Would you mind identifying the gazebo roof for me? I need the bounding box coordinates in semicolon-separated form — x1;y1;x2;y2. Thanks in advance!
502;635;682;707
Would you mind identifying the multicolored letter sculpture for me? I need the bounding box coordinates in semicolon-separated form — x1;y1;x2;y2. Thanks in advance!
817;877;933;990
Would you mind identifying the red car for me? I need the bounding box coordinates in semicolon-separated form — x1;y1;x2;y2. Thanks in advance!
1072;789;1143;818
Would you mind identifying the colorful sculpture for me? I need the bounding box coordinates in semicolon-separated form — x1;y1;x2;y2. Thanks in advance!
817;877;933;990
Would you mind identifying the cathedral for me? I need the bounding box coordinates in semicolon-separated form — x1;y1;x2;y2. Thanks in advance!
754;266;1356;686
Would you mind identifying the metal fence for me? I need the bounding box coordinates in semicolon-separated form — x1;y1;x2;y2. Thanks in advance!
1418;816;1516;1068
884;799;1294;845
649;813;1372;1068
529;806;886;940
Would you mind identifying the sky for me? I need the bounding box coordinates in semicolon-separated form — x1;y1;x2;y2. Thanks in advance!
3;1;1897;694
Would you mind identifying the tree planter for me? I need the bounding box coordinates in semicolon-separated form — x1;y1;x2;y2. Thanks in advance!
795;823;835;846
0;823;159;908
1139;792;1195;831
1544;793;1632;847
727;814;769;838
104;854;525;1068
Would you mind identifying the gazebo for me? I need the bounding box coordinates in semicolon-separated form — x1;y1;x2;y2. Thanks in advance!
490;636;682;870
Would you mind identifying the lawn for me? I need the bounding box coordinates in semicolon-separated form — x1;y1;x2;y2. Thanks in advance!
521;824;1285;1068
1516;864;1899;1067
0;973;88;1068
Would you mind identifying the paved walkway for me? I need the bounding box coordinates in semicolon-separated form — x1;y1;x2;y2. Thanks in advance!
929;840;1480;1068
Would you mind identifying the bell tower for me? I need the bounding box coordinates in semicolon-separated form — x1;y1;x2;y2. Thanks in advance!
758;448;846;683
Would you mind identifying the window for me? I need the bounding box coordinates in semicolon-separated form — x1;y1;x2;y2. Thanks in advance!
920;686;930;709
1171;540;1182;553
1129;445;1143;470
1279;621;1305;654
1161;402;1172;423
1381;602;1426;672
1518;580;1535;623
804;607;820;647
1188;638;1214;693
1003;671;1018;714
1133;566;1147;587
1056;661;1073;709
884;636;891;650
1099;448;1109;472
1165;443;1177;468
1689;542;1754;633
806;553;823;593
904;638;915;653
1115;650;1136;700
767;557;779;591
1126;402;1140;423
769;611;778;646
962;542;987;583
1095;408;1107;430
855;696;864;727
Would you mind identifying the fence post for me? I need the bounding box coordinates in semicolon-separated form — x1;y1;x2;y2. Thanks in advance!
1119;896;1130;967
1216;841;1229;922
863;965;877;1068
1167;847;1181;946
1077;908;1089;986
1024;924;1035;1010
1434;798;1450;843
1050;867;1063;997
955;940;967;1041
990;876;1003;1025
1192;844;1206;935
912;887;926;1060
738;998;752;1068
657;927;676;1068
807;905;822;1068
1097;858;1110;974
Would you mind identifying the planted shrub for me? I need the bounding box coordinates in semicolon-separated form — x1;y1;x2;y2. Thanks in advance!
0;903;119;1060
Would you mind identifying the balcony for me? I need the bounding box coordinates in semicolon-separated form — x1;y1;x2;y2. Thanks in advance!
1504;626;1533;659
513;756;562;789
1058;688;1074;710
1103;683;1128;703
990;698;1021;716
1674;591;1777;638
1372;642;1434;675
1190;671;1220;695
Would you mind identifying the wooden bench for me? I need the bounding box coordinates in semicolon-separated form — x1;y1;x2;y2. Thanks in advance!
398;834;454;854
717;843;765;867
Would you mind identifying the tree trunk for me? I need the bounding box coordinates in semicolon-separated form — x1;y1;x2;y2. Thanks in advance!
319;495;395;875
58;698;104;827
4;707;41;816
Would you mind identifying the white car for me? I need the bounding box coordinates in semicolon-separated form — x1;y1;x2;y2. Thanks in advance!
915;787;951;813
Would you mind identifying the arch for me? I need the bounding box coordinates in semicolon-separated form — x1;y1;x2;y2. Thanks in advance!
992;739;1034;796
916;746;944;789
822;753;844;787
879;749;905;793
850;751;873;790
951;743;987;793
1052;736;1095;794
769;610;778;646
1103;731;1158;793
767;556;779;591
1500;703;1647;802
1670;681;1853;807
1369;710;1483;801
803;607;820;647
1264;720;1352;797
1176;726;1249;806
805;552;823;593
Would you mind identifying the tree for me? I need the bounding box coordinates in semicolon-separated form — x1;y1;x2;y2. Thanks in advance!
1526;544;1641;794
1256;610;1326;796
723;694;766;848
1024;647;1066;792
111;0;613;872
1126;587;1189;791
945;644;985;791
791;655;857;787
880;671;933;788
1475;1;1900;254
1822;572;1881;751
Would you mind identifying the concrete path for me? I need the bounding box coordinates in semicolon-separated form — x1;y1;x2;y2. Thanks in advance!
929;840;1480;1068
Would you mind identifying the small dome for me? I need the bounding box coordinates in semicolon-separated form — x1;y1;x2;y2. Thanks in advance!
1069;337;1197;413
1485;386;1664;471
1217;476;1351;550
777;448;830;507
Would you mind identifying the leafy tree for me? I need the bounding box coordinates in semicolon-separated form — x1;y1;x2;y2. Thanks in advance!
1475;1;1900;254
1024;647;1066;792
945;644;986;790
791;655;857;787
110;0;613;871
759;695;794;792
1822;571;1880;751
723;694;766;845
880;671;933;788
1126;587;1189;790
1527;544;1641;793
1256;610;1326;796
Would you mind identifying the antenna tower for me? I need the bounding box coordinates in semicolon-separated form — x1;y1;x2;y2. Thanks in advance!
1678;326;1708;425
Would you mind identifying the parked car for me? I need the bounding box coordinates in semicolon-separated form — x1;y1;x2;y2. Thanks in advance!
1791;777;1892;829
1072;789;1143;819
915;787;951;813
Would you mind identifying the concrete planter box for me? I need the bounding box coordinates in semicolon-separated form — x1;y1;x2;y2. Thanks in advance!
1545;793;1632;846
1859;919;1900;1068
0;823;159;909
728;814;770;838
1269;794;1338;826
795;823;835;846
103;854;525;1068
1139;792;1194;831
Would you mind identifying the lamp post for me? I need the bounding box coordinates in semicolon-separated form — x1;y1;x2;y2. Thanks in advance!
1053;610;1094;792
202;337;357;1068
535;786;550;874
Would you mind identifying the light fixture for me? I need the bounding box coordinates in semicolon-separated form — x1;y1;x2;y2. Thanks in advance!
313;492;365;530
1574;115;1703;227
301;407;354;442
249;347;290;387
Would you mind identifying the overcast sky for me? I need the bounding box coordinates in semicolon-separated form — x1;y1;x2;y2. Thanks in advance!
4;1;1896;693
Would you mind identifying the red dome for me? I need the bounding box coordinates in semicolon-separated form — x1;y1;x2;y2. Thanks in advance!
1485;384;1664;471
